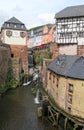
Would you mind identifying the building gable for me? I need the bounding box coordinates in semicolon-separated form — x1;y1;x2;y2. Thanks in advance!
2;17;27;31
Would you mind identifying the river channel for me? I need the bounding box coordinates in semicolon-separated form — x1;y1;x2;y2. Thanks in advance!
0;86;60;130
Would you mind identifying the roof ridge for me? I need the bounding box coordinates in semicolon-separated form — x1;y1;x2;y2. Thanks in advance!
5;17;24;24
55;4;84;18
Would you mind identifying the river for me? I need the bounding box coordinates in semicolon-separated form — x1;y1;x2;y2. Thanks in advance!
0;86;60;130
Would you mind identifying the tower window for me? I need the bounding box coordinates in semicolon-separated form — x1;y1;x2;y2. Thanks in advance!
11;53;14;58
7;24;9;27
21;25;24;29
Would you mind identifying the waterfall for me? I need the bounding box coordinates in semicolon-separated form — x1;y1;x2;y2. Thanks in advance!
34;89;40;104
23;77;31;86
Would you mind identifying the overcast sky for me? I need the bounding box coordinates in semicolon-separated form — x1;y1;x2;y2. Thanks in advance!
0;0;84;29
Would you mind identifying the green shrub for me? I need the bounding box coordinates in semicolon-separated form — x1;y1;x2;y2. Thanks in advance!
31;86;38;96
34;49;52;65
5;67;19;89
0;66;19;94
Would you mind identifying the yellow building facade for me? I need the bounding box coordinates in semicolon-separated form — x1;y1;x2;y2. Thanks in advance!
47;55;84;119
47;70;84;118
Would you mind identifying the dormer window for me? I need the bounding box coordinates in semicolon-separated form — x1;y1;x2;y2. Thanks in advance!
7;24;9;27
21;25;24;29
14;24;17;28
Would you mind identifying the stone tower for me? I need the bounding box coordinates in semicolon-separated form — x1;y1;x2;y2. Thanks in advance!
1;17;28;74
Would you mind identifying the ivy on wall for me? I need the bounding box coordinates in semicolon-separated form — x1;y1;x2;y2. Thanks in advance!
5;67;18;89
0;65;19;94
34;49;52;65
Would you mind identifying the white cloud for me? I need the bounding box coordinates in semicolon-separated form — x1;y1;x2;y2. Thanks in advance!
0;0;84;29
0;10;9;27
12;5;22;12
38;13;55;23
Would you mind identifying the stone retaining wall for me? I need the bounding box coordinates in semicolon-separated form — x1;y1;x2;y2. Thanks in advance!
0;47;10;86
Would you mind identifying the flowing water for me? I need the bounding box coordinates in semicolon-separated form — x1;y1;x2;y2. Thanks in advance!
0;86;60;130
34;89;40;104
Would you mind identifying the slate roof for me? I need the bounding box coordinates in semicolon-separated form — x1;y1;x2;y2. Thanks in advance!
2;17;27;31
6;17;24;24
55;5;84;19
48;55;84;79
67;57;84;79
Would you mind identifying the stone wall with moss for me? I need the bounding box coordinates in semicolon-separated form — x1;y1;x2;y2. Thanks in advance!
0;47;20;94
0;47;10;86
11;58;22;80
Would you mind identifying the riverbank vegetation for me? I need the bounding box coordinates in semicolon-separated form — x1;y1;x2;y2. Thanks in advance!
0;66;19;94
34;49;52;65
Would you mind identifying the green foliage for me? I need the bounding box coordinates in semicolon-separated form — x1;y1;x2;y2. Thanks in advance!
73;124;78;130
0;84;6;93
0;66;19;94
5;67;19;89
37;55;44;65
31;86;38;96
37;107;42;118
45;49;53;59
52;121;57;126
34;49;52;65
58;115;65;128
21;73;33;85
